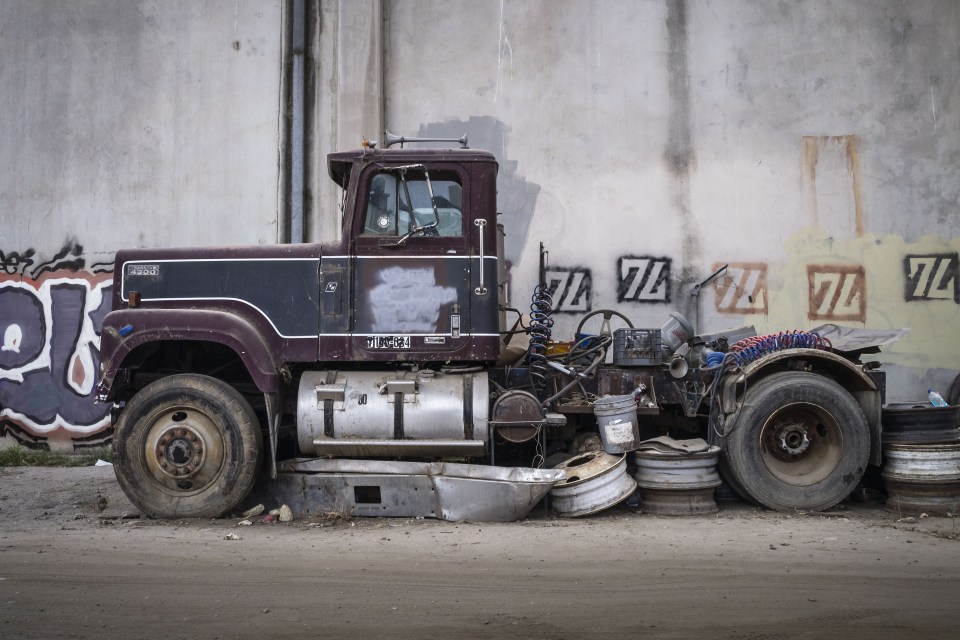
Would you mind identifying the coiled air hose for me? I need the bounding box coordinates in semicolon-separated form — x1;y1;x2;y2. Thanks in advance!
706;330;832;438
526;284;554;399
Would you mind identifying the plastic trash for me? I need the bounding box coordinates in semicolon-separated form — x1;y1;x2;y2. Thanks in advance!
928;389;948;407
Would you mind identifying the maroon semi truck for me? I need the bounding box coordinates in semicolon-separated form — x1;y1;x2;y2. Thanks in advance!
96;135;887;518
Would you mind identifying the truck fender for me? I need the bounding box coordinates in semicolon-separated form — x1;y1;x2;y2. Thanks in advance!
96;308;281;401
718;348;882;466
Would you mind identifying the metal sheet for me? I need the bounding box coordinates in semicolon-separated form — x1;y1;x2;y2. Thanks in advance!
260;459;565;522
280;458;565;484
810;324;910;352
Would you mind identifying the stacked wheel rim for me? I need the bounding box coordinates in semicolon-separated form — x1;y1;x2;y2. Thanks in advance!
549;451;636;517
882;443;960;516
881;403;960;445
633;446;721;515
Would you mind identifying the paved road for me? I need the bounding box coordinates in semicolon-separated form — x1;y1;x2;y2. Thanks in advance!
1;467;958;639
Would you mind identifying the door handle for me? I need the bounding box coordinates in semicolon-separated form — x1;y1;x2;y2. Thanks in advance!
474;219;488;295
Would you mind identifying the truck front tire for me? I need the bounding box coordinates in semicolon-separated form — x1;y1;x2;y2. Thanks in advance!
113;374;263;518
722;371;869;512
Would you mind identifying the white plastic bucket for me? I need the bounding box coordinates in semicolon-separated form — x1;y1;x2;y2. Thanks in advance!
594;394;640;454
660;312;694;355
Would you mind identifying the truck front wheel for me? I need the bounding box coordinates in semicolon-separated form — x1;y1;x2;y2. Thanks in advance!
113;374;263;518
722;371;869;512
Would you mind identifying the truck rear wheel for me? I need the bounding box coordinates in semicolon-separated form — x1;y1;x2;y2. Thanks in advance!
722;371;868;512
113;374;262;518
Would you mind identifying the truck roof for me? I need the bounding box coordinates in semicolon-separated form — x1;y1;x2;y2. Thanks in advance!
327;147;498;189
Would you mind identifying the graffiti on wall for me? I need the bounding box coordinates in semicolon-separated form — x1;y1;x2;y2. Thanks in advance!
617;256;671;303
713;262;769;315
807;264;866;322
0;241;113;449
544;267;592;314
904;253;959;303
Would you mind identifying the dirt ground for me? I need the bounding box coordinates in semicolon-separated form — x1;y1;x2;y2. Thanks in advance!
1;466;959;640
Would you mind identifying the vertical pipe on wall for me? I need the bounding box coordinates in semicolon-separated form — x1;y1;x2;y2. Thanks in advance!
290;0;306;243
275;2;290;244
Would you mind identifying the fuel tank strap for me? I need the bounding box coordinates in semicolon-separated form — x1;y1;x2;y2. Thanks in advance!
323;370;337;437
394;392;404;439
463;374;474;440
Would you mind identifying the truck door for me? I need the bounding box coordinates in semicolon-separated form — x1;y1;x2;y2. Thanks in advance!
351;162;476;361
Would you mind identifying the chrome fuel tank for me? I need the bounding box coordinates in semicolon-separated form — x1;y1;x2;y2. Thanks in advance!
297;369;489;457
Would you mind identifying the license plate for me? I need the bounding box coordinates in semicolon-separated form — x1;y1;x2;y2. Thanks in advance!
366;335;411;349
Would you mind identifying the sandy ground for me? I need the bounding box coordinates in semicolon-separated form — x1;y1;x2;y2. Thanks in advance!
1;466;959;640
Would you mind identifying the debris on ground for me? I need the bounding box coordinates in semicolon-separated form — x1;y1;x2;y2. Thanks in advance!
279;504;293;522
243;504;265;518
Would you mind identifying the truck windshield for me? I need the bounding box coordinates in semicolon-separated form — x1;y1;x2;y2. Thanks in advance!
363;171;463;237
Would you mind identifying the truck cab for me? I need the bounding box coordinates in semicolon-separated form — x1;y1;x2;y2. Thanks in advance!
320;146;503;364
96;141;516;518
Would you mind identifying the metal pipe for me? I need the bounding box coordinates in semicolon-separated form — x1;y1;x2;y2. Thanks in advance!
289;0;306;243
690;263;727;334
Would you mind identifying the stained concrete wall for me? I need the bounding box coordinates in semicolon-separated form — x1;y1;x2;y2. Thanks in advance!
374;0;960;400
0;1;283;450
2;0;958;450
0;0;284;258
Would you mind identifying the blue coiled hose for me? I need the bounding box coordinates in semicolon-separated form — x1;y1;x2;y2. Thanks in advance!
526;284;554;399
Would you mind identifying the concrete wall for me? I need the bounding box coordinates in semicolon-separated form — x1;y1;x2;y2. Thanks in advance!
0;1;283;450
2;0;958;450
375;0;960;401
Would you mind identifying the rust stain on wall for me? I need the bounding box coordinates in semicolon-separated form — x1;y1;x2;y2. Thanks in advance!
802;135;865;237
846;137;865;237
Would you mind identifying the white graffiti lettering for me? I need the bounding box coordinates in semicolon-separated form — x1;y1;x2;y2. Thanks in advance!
0;270;113;438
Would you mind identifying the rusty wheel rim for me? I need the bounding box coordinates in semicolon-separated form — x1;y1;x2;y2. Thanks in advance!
759;402;843;487
143;407;226;494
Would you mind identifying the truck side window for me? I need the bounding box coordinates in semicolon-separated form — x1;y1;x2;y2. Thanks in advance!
362;171;464;237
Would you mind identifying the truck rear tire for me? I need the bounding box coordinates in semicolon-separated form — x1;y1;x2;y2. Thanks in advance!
113;374;263;518
722;371;869;512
